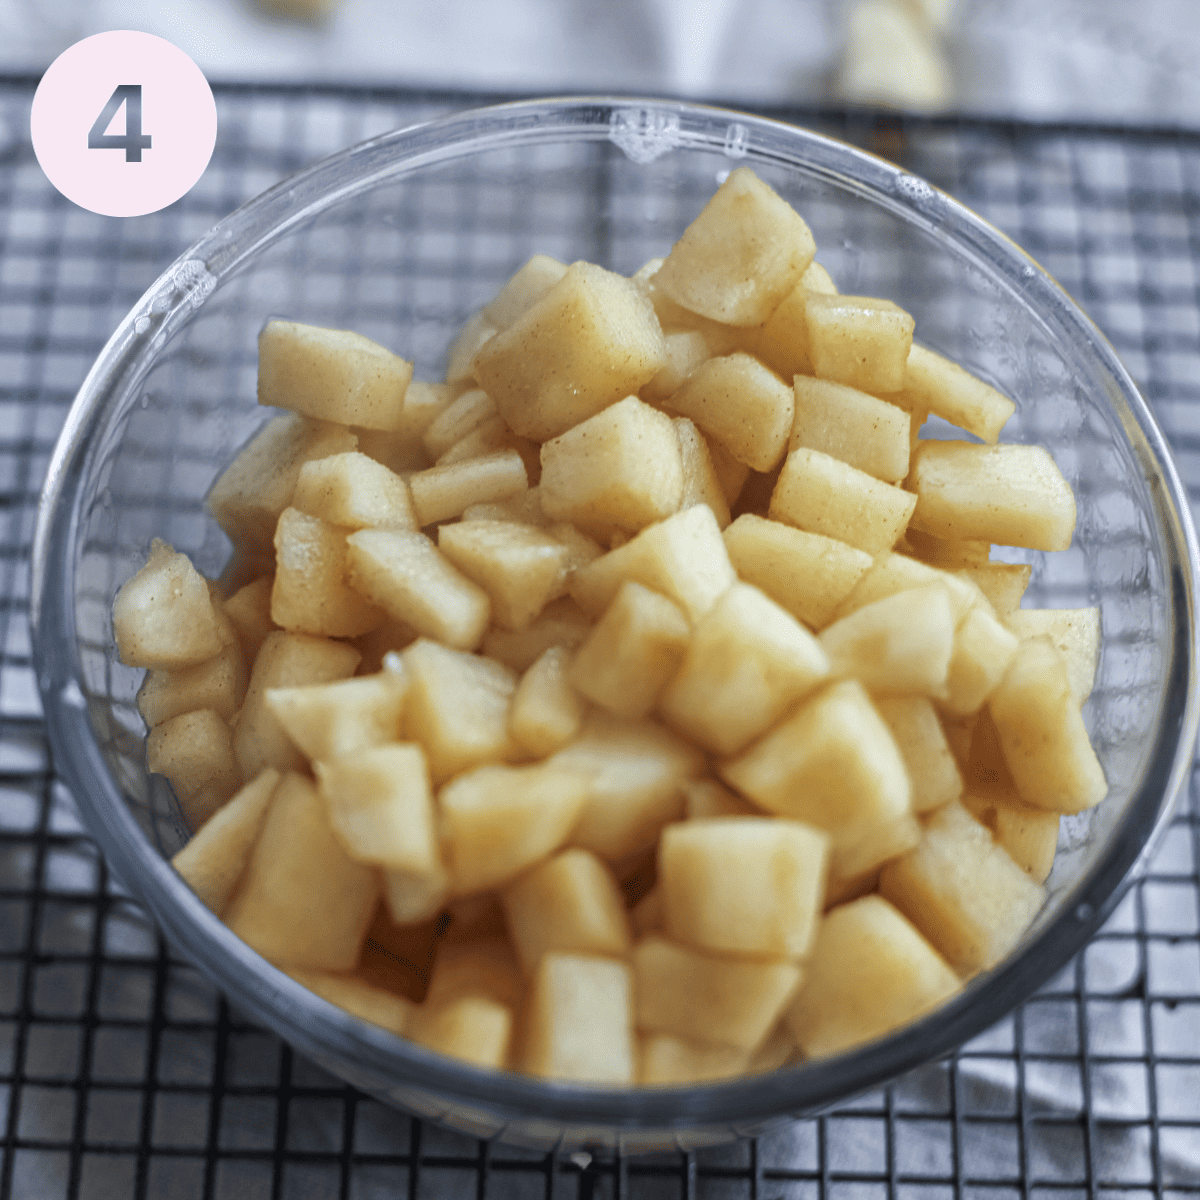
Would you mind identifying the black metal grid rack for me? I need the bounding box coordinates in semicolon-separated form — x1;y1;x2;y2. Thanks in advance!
2;80;1199;1199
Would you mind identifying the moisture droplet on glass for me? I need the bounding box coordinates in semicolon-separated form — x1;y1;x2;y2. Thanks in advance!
134;316;151;335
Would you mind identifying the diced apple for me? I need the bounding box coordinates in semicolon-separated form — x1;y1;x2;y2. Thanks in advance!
791;375;910;482
291;451;417;532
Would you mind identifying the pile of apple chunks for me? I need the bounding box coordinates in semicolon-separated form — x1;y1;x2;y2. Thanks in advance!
112;167;1107;1086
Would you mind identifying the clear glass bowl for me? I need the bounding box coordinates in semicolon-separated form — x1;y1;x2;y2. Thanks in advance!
31;98;1200;1152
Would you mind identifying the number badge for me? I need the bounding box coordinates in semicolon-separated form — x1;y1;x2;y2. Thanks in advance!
31;31;217;218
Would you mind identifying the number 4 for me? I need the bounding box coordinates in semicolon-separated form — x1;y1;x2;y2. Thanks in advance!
88;84;152;162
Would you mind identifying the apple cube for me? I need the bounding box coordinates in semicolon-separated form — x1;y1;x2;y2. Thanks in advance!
407;449;528;527
791;375;910;483
147;708;242;830
898;343;1016;443
805;293;915;394
291;451;417;532
508;646;587;758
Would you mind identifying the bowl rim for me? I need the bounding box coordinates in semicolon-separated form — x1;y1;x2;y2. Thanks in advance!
30;94;1200;1136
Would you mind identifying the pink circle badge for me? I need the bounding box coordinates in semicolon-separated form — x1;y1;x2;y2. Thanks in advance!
31;31;217;218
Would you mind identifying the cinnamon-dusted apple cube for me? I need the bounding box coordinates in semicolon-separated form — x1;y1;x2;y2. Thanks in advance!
653;167;816;326
421;388;497;461
897;343;1016;443
659;582;829;756
659;817;829;960
722;515;873;630
114;540;226;669
345;529;490;651
805;293;915;394
1003;607;1100;703
401;638;517;783
482;254;569;329
257;320;413;430
953;562;1031;618
554;711;703;863
672;417;731;529
508;646;587;758
942;604;1020;716
639;1034;748;1085
437;520;569;632
872;695;963;814
523;953;636;1084
633;935;802;1051
642;330;711;404
721;679;911;847
407;449;528;527
908;440;1076;551
818;582;956;698
223;576;277;663
316;744;448;923
440;761;593;894
785;895;961;1058
540;396;684;537
407;994;513;1070
232;630;361;780
172;769;281;916
879;799;1046;976
137;636;248;728
272;508;386;639
987;636;1107;814
501;849;632;974
286;969;413;1039
569;504;736;624
445;310;496;383
265;666;407;762
963;792;1060;883
207;414;357;557
483;596;594;671
472;261;667;441
769;448;917;556
665;352;795;473
569;581;690;720
291;451;417;532
224;772;380;972
791;376;911;483
147;708;242;831
753;260;839;381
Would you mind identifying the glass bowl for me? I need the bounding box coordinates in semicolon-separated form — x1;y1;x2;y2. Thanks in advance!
31;97;1200;1152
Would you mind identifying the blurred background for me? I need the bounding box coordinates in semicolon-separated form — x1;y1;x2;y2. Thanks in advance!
4;0;1200;127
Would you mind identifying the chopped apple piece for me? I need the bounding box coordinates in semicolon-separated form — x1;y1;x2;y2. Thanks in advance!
148;708;242;830
642;330;712;404
953;563;1031;617
137;637;247;728
672;417;732;529
653;167;816;326
473;261;667;441
1003;607;1100;703
942;604;1020;716
569;581;690;720
659;817;829;960
633;935;802;1050
786;895;961;1057
114;540;225;669
171;769;281;916
898;343;1016;443
225;772;380;972
483;254;569;329
440;761;592;894
501;849;632;974
408;449;528;527
806;293;915;393
222;576;277;663
665;352;795;472
987;636;1107;814
523;953;636;1083
872;695;962;814
345;529;490;651
272;508;386;638
963;792;1060;883
659;582;829;755
421;388;497;461
291;451;417;532
880;799;1046;977
569;504;736;623
445;311;496;383
541;395;684;537
207;414;357;557
769;448;916;555
257;320;413;430
908;440;1076;551
722;515;872;630
407;994;513;1069
507;646;587;758
791;375;910;483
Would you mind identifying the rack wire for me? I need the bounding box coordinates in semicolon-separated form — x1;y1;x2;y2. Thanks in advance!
1;80;1199;1199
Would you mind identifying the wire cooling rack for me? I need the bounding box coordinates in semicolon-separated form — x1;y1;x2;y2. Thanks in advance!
2;81;1199;1199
